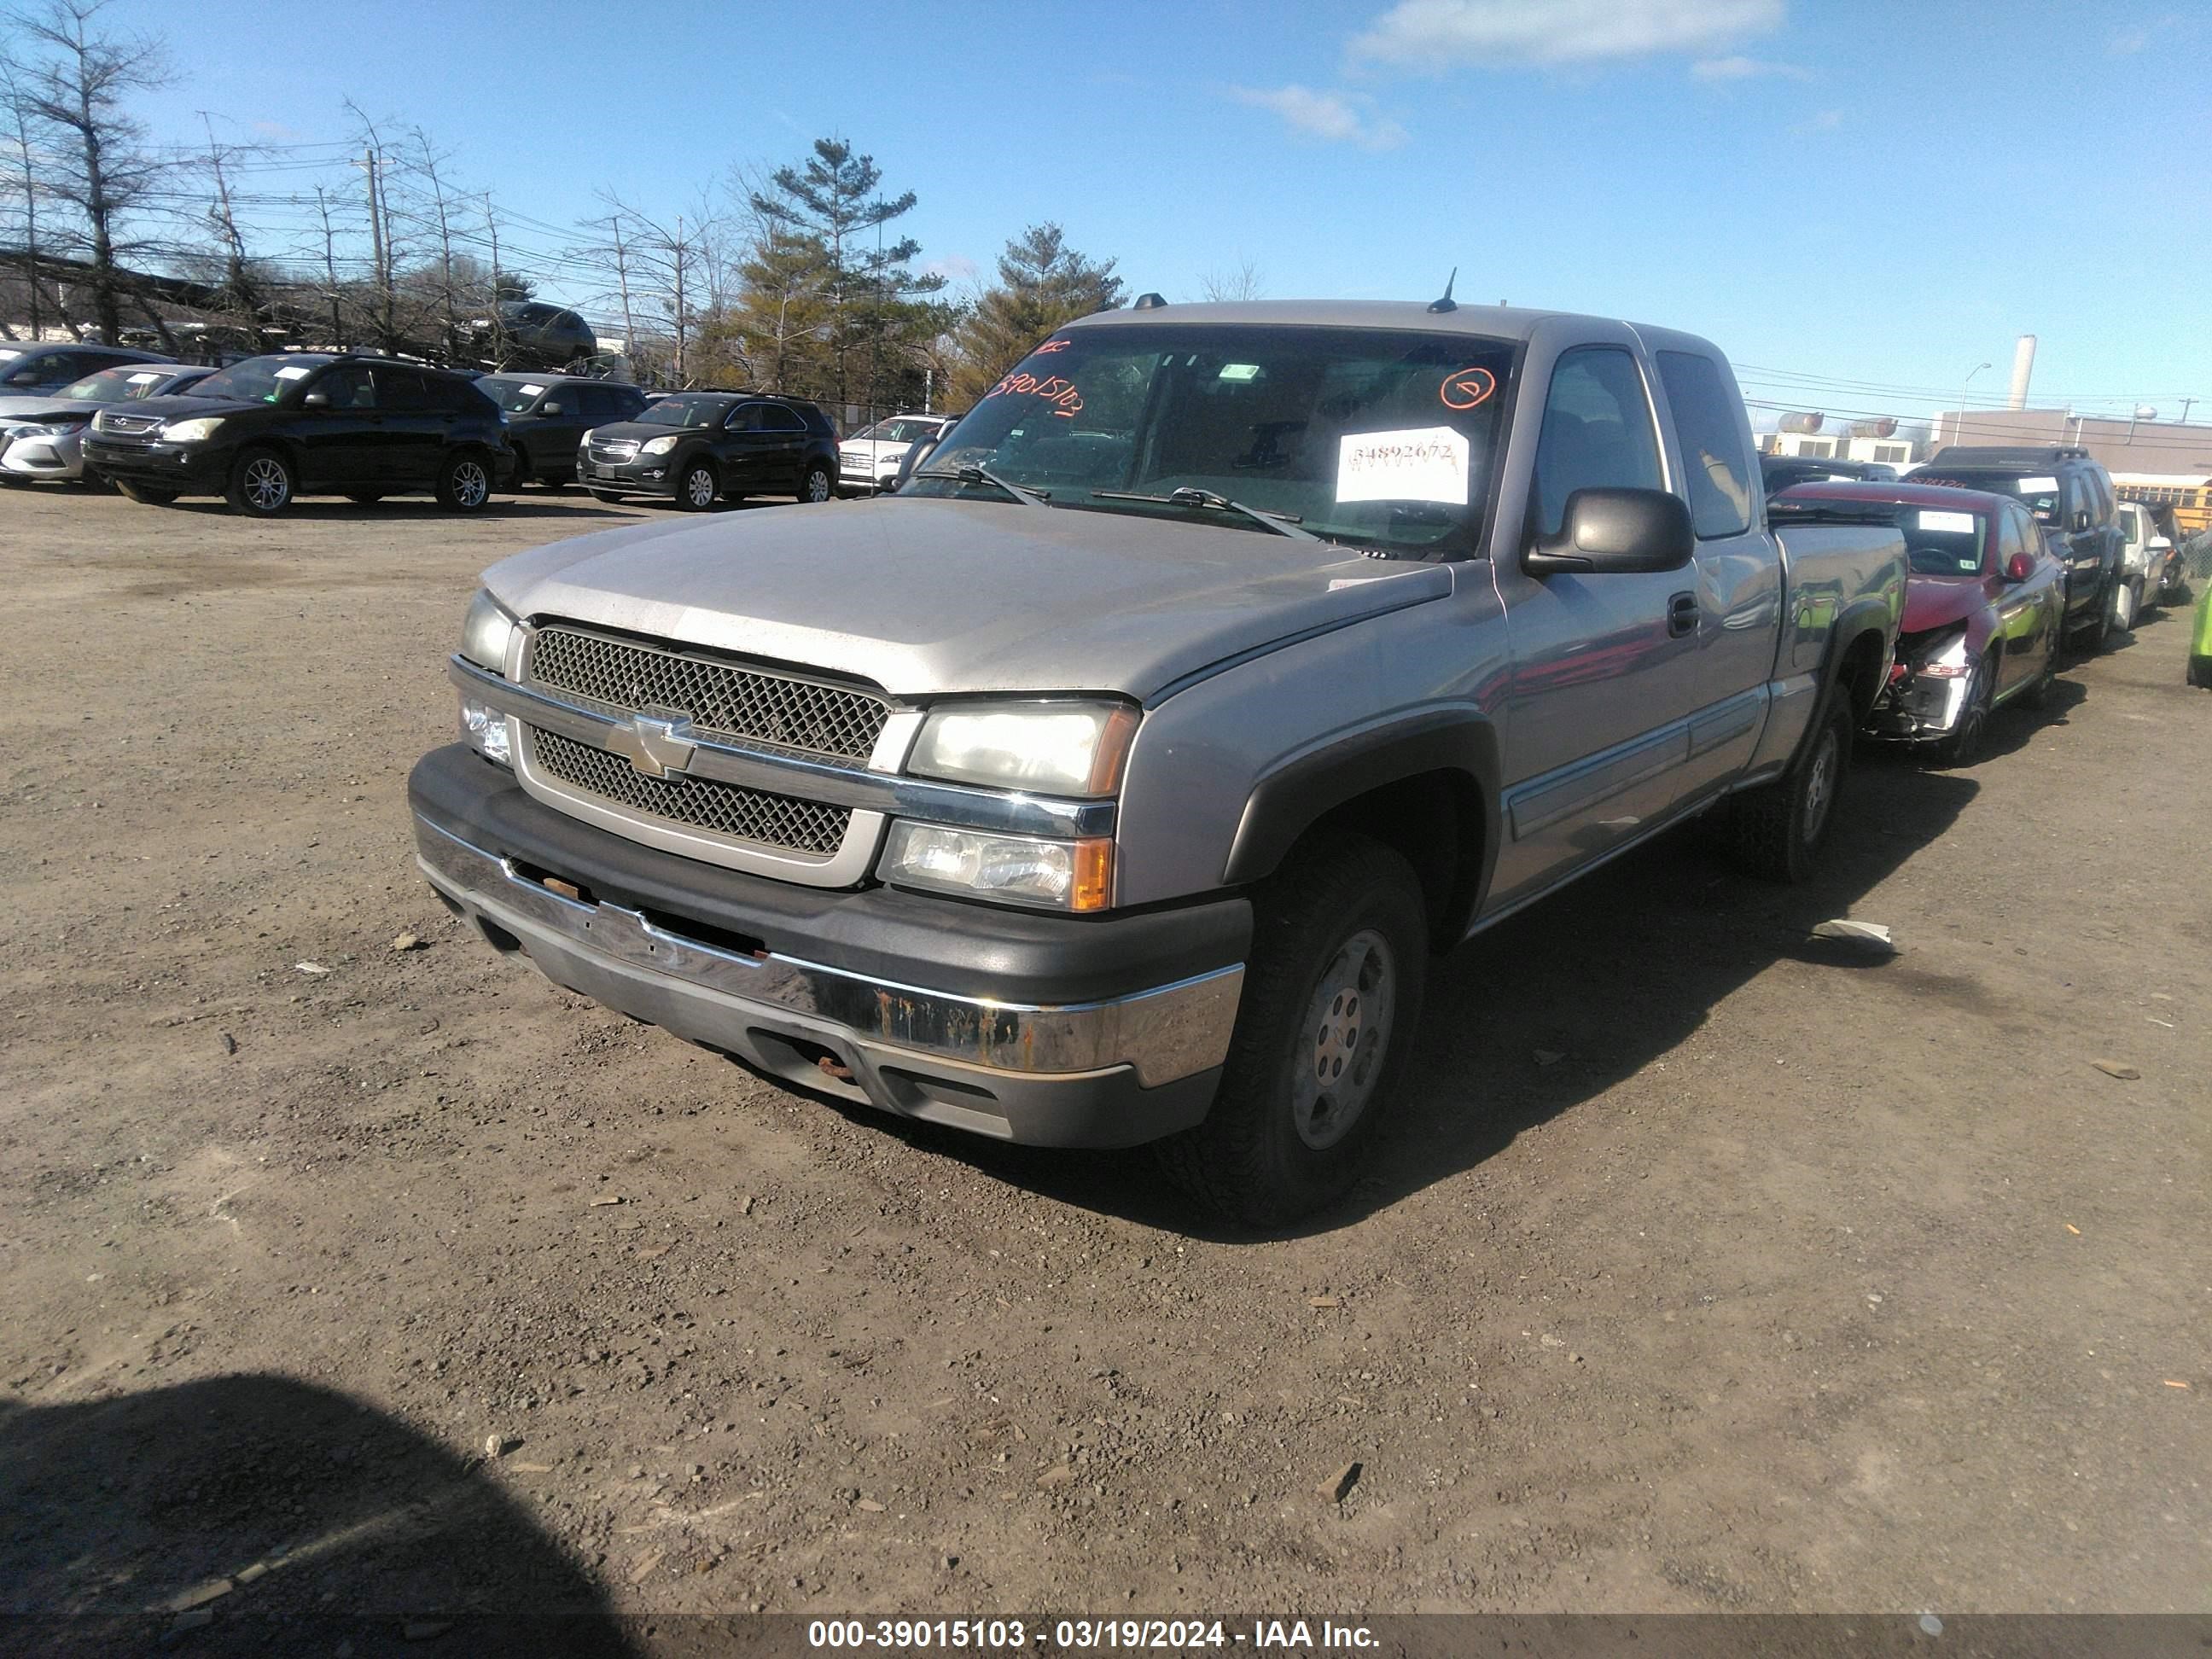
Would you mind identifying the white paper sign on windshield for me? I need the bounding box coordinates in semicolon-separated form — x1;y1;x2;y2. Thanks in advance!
1336;426;1469;505
2016;475;2058;493
274;365;312;380
1918;509;1976;533
127;371;163;384
518;383;547;397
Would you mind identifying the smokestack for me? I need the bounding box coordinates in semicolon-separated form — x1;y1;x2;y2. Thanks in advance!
2006;335;2036;410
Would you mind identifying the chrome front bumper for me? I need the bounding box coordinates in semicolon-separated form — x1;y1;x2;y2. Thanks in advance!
414;817;1240;1145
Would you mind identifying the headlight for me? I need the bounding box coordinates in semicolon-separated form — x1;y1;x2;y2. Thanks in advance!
460;588;519;674
879;823;1112;911
160;416;225;443
578;428;597;446
639;434;679;456
5;422;63;439
1917;627;1972;677
907;701;1137;795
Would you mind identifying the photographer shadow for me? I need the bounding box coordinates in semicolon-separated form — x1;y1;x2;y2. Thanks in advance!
0;1373;637;1657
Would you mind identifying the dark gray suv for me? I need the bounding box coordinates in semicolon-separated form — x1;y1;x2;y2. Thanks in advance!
1918;445;2128;646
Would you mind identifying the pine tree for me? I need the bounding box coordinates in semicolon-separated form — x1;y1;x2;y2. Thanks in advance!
949;224;1122;410
747;138;943;414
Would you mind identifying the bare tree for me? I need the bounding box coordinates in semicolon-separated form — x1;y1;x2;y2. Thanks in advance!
0;52;55;339
1198;258;1266;303
344;101;400;352
403;125;468;359
579;191;719;385
4;0;172;343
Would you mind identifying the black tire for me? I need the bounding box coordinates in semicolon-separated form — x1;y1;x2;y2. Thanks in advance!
2070;593;2110;655
2190;655;2212;690
509;446;533;488
675;457;719;511
1729;692;1851;883
588;489;625;504
1928;652;1997;769
114;480;179;506
435;451;493;513
225;446;294;516
799;460;834;504
2017;638;2058;709
1155;835;1429;1228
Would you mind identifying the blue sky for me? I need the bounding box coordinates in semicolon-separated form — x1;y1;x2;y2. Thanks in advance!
108;0;2212;428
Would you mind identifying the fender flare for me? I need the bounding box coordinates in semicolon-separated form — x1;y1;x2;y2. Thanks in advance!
1818;596;1897;725
1221;709;1503;928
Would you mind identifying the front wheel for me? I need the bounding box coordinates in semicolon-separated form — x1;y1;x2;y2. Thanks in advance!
114;480;180;506
1929;653;1997;768
800;461;833;504
587;488;625;504
1729;693;1851;882
675;459;719;511
436;451;493;513
226;447;294;516
1156;835;1428;1227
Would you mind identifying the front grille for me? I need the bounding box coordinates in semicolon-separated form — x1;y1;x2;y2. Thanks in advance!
587;439;638;463
98;411;162;435
529;627;890;764
531;729;849;856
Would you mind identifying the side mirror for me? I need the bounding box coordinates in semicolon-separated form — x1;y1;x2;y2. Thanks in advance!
1524;487;1694;576
2005;551;2036;582
302;391;330;408
893;437;940;491
2148;535;2173;552
539;400;562;415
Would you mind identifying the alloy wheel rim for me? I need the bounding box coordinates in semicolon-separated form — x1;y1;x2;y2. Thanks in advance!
1290;928;1396;1151
1802;727;1837;842
453;463;487;507
807;469;830;503
687;469;714;507
245;457;288;511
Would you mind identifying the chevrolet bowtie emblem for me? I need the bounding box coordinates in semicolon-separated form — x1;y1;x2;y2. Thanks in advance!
605;707;697;778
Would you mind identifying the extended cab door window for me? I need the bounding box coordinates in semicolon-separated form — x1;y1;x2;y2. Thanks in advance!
1655;350;1753;538
1530;347;1663;536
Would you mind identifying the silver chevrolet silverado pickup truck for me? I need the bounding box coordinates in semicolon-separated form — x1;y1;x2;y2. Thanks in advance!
410;300;1905;1223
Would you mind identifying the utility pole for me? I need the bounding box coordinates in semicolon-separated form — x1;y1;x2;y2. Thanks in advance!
312;186;343;350
354;148;394;354
484;190;504;366
672;214;687;386
2183;398;2197;425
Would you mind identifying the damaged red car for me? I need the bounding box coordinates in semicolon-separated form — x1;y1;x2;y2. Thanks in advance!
1777;480;2066;765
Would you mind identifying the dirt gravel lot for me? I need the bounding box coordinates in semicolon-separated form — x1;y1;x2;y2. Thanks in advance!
1;485;2204;1640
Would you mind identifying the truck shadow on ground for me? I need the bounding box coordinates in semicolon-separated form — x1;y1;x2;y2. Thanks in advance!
0;1374;637;1657
841;758;1983;1241
155;499;632;522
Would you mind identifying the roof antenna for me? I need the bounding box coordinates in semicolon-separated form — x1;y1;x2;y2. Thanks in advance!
1427;268;1458;314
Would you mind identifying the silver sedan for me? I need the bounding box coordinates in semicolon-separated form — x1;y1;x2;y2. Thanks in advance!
0;364;216;485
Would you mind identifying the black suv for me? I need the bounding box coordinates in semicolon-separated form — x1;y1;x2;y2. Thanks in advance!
577;391;840;509
1759;454;1898;494
1918;445;2125;648
84;352;509;517
477;374;648;488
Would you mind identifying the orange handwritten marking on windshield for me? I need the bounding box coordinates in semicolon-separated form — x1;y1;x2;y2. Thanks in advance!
1033;338;1071;354
986;370;1084;419
1440;366;1496;410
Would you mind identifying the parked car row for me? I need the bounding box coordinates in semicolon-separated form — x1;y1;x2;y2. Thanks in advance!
0;344;870;517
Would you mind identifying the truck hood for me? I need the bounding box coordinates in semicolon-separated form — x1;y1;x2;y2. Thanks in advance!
483;497;1454;701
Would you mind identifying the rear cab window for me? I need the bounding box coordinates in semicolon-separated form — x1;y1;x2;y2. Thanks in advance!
1656;350;1753;538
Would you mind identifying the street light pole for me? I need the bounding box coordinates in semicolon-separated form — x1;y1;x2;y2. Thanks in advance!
1956;361;1992;449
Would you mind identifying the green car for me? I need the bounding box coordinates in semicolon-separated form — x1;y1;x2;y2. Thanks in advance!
2192;579;2212;688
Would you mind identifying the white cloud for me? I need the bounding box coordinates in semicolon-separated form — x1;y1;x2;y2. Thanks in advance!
922;255;981;282
1691;54;1807;81
1228;84;1410;150
1351;0;1784;69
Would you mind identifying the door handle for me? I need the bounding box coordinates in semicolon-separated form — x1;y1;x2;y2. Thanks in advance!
1668;591;1699;637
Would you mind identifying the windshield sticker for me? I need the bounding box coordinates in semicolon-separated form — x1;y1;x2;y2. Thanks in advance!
1218;363;1261;381
1440;366;1497;410
2016;475;2058;493
274;365;312;380
126;371;163;383
1033;338;1071;355
1337;426;1470;506
985;370;1084;419
517;382;547;397
1918;509;1976;533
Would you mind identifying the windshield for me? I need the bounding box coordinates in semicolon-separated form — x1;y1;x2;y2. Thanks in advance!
192;354;334;405
1918;469;2061;524
1901;507;1988;576
637;394;731;429
909;323;1517;553
479;375;553;414
55;366;178;403
852;417;941;445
